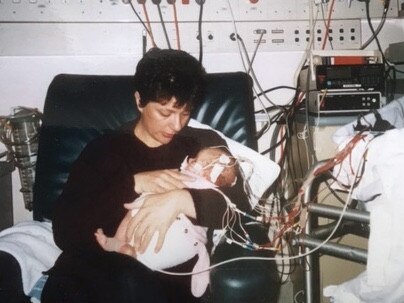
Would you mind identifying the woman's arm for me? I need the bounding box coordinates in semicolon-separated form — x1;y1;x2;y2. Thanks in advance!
52;135;136;252
126;158;251;252
125;189;196;254
134;169;194;194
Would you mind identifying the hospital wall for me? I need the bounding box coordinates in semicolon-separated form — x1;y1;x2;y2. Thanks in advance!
1;1;404;301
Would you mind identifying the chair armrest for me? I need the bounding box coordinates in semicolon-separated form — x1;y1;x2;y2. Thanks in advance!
210;223;280;303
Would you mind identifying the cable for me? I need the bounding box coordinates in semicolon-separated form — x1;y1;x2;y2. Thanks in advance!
361;0;398;99
260;132;287;156
363;0;388;64
321;0;336;50
142;29;147;55
254;86;299;101
292;0;319;108
141;2;157;47
360;5;388;50
247;30;265;75
226;0;283;142
157;159;366;277
156;3;172;49
228;31;275;137
320;3;334;50
127;0;156;47
230;33;282;109
197;1;204;64
0;151;8;159
226;0;247;71
300;64;318;166
172;1;181;50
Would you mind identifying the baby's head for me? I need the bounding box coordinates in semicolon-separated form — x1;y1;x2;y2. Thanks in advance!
186;146;238;187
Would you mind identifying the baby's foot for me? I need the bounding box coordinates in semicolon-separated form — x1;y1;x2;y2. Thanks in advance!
119;244;137;257
95;228;136;256
94;228;112;251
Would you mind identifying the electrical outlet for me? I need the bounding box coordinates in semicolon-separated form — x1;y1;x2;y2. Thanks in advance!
159;19;362;54
233;19;362;52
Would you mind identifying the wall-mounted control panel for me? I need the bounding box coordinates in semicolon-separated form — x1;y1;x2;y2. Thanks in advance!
0;0;399;22
1;0;401;55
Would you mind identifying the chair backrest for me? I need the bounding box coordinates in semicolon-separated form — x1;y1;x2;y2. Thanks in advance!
33;72;257;221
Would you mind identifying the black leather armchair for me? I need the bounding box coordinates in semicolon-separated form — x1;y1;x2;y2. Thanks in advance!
33;72;258;222
3;72;280;303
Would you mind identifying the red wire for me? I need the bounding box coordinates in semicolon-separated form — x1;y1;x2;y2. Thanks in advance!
321;0;336;50
172;2;181;50
142;3;157;48
313;133;367;176
295;91;305;107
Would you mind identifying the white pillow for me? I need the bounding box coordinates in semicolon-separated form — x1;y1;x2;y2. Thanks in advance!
188;119;280;207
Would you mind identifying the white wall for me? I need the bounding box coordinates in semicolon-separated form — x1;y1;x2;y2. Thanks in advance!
1;4;404;301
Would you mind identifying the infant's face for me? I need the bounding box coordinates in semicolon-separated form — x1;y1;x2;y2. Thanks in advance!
185;149;236;187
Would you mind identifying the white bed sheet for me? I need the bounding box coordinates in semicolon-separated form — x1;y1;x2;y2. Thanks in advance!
324;98;404;303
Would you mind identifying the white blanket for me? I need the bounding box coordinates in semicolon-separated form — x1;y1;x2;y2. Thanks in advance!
0;221;61;294
324;98;404;303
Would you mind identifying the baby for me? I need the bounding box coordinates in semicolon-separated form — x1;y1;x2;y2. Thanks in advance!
95;146;238;297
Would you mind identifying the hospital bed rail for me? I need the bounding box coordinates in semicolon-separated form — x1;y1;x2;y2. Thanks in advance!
294;160;370;303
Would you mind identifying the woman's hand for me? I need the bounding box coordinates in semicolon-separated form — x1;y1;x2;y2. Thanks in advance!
124;189;196;254
134;169;194;194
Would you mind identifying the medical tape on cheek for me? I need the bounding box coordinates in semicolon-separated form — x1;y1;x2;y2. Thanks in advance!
209;154;231;183
209;163;223;183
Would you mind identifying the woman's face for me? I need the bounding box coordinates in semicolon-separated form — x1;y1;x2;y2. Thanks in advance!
135;92;190;147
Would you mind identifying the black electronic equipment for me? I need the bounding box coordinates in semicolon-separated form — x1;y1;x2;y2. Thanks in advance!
309;90;382;114
316;64;385;92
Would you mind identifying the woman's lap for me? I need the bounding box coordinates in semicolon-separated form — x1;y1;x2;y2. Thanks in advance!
41;250;169;303
0;251;31;303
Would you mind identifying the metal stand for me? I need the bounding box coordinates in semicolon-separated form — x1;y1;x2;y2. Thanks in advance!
0;107;42;211
0;161;15;231
297;162;370;303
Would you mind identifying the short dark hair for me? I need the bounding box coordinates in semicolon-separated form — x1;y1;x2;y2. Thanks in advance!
133;48;206;109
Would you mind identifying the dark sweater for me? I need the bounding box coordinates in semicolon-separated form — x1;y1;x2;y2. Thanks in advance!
52;123;251;253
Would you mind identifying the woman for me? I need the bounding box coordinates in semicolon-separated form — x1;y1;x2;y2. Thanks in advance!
42;48;251;303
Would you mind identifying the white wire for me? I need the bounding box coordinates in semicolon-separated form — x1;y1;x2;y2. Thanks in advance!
293;1;319;88
156;2;366;278
297;123;312;169
155;136;371;277
226;0;247;71
226;0;279;138
247;31;265;75
294;289;305;303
